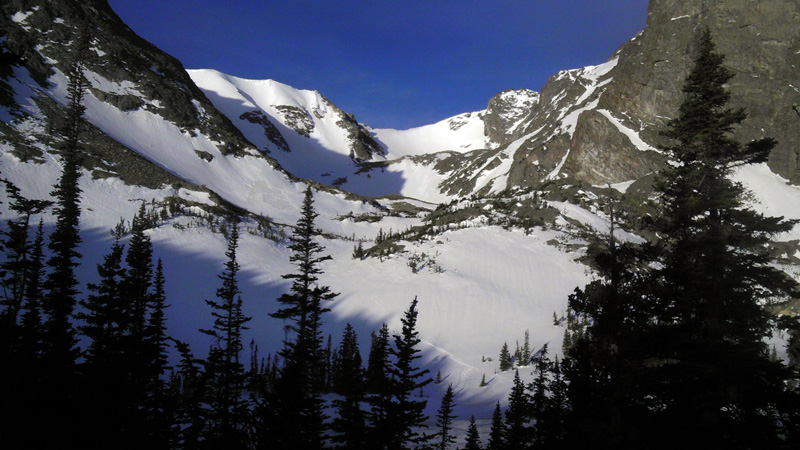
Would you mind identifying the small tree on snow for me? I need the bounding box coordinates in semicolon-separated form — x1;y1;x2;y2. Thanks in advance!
433;384;457;450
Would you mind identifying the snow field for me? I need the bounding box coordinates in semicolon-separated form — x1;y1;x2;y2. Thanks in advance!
188;68;491;203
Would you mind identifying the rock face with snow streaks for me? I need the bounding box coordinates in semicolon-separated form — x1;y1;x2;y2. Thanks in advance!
495;0;800;187
586;0;800;183
0;0;267;189
427;0;797;193
483;89;540;148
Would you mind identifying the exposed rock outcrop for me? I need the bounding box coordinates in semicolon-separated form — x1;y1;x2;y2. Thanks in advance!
472;0;800;190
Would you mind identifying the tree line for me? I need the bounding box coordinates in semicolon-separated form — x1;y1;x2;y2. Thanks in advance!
2;27;800;450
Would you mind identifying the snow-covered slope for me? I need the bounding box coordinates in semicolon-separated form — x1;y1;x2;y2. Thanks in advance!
372;111;489;158
188;69;384;182
189;68;493;203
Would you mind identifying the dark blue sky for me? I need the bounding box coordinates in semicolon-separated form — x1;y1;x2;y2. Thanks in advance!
108;1;650;129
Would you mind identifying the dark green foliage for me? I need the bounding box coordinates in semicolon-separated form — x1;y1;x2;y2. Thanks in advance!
505;370;532;450
144;258;172;444
464;415;483;450
643;29;800;448
72;204;172;447
268;187;337;450
1;219;47;446
122;204;161;440
0;180;52;346
387;297;432;449
17;220;46;360
563;216;652;447
520;330;531;366
365;323;394;448
433;384;457;450
0;181;51;445
561;29;800;449
331;390;368;450
171;338;205;449
529;345;549;445
540;357;567;448
79;239;126;370
352;241;365;260
330;324;367;450
38;26;90;445
200;221;252;448
125;203;154;340
332;323;363;395
41;23;90;367
77;238;131;444
499;342;512;372
366;323;392;393
487;401;506;450
150;260;169;376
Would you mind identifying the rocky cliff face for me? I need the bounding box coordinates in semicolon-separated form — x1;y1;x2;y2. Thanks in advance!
483;89;539;148
475;0;800;190
597;0;800;183
0;0;266;188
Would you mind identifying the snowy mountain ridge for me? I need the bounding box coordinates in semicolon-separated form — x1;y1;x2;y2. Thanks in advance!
189;68;497;202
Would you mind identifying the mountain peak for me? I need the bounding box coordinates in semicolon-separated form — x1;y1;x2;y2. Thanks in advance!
484;88;540;148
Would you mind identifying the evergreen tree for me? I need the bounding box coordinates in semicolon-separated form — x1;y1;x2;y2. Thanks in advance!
330;326;367;449
39;25;90;446
268;186;337;449
487;401;506;450
77;238;128;443
352;241;365;260
79;239;126;372
41;23;90;370
366;323;394;449
433;384;457;450
332;323;363;394
563;196;653;448
125;203;154;338
200;221;251;448
498;342;512;372
642;29;800;448
529;345;550;447
540;357;568;448
0;180;51;351
171;338;205;449
145;258;172;446
0;180;51;445
520;330;531;366
464;415;483;450
505;370;532;450
366;323;392;393
121;202;160;442
17;220;46;360
387;297;432;449
2;220;47;446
